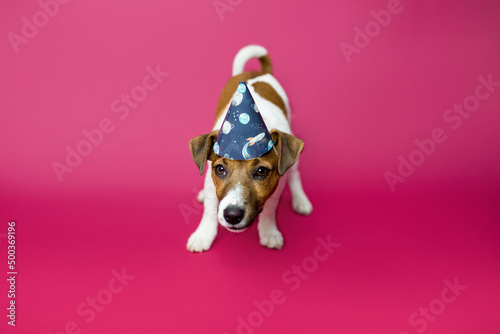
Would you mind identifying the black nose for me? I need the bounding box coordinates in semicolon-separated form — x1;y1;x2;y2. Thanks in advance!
223;206;245;225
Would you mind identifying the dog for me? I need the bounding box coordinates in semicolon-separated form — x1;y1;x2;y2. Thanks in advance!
187;45;312;252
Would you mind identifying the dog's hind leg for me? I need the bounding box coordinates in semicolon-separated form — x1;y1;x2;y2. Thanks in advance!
196;189;205;203
187;162;219;252
288;159;313;215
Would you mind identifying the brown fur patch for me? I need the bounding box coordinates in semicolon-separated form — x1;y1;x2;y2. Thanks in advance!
189;130;219;175
270;129;304;175
258;54;273;75
251;81;287;118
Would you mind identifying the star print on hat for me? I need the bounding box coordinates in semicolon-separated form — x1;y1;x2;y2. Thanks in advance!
213;82;274;160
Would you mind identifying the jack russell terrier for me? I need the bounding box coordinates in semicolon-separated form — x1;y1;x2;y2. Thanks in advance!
187;45;312;252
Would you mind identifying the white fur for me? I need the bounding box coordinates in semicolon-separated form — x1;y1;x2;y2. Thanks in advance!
288;160;313;215
258;177;286;249
217;182;248;230
232;45;268;76
187;161;219;252
187;46;312;252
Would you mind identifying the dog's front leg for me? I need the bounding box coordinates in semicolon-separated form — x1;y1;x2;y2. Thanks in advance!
187;162;219;252
258;178;286;249
288;159;313;215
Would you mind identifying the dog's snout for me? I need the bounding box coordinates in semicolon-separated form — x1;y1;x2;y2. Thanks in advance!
223;206;245;225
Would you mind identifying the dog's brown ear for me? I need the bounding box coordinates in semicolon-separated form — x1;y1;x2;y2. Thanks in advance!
189;130;219;175
270;129;305;176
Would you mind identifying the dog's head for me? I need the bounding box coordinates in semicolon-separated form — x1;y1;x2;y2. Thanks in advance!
189;129;304;232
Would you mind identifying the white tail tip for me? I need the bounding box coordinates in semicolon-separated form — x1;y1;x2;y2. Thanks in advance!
232;45;269;76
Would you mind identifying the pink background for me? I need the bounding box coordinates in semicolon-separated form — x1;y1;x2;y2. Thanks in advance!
1;0;500;333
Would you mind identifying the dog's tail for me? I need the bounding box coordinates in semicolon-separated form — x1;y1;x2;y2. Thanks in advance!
232;45;273;77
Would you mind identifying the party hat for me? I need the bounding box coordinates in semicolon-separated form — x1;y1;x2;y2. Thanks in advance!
213;82;274;160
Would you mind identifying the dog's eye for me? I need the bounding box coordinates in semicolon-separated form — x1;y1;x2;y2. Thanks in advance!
254;166;270;179
214;164;226;177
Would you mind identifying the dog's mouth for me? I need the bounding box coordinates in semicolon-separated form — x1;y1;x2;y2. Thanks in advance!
225;226;248;233
218;208;262;232
221;217;258;233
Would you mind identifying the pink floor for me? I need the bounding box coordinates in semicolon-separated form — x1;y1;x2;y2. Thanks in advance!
1;0;500;333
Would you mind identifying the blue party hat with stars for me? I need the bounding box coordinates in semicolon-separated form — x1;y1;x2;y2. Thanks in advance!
213;82;274;160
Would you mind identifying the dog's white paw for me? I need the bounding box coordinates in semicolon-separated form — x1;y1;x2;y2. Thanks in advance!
187;229;216;252
197;189;205;203
292;195;313;215
259;229;284;249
